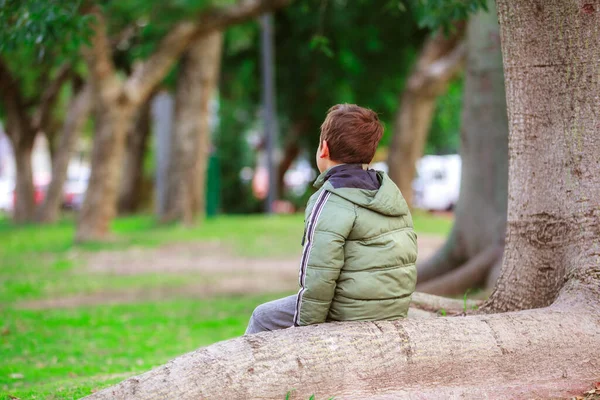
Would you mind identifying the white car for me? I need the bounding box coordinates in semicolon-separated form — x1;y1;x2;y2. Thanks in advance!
413;155;461;211
0;178;14;212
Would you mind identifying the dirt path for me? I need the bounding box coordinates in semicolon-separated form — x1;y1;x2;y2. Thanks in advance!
19;235;445;310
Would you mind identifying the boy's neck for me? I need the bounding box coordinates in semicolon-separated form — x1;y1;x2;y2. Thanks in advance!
320;161;369;174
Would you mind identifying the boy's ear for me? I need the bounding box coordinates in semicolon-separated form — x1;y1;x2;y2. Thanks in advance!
319;140;330;159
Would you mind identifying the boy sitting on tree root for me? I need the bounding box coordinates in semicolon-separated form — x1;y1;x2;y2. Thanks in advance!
246;104;418;334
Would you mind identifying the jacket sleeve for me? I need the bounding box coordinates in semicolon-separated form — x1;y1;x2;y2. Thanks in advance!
294;191;355;326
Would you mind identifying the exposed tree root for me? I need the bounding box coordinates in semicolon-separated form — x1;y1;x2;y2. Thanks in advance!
85;303;600;400
417;245;503;296
410;292;482;314
416;228;468;283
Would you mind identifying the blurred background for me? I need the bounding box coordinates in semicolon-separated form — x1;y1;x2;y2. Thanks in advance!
1;0;506;398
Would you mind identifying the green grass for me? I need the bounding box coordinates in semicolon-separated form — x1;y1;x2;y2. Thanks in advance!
1;294;285;399
0;211;452;399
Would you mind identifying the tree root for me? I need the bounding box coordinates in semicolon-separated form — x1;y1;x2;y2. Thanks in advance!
416;228;466;283
85;303;600;399
417;245;503;296
410;292;483;315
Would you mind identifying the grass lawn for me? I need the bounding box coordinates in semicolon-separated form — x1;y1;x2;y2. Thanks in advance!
0;211;452;399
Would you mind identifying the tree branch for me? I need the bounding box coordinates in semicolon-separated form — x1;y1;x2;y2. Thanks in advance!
32;62;73;131
124;0;292;106
83;6;121;105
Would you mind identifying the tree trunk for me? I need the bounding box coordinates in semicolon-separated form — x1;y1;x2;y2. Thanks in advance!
161;32;223;225
36;83;92;223
85;1;600;398
118;99;152;214
482;0;600;313
387;26;466;208
0;59;36;223
416;1;509;295
76;104;133;242
276;119;309;198
13;137;36;223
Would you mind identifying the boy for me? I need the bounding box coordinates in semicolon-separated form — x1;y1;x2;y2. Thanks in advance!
245;104;417;334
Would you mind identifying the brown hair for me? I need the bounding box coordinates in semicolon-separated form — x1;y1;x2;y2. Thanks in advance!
320;104;384;164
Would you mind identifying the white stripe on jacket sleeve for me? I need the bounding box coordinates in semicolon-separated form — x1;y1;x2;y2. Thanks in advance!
293;190;331;326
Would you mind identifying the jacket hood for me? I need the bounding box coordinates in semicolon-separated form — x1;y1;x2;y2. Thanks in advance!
314;164;409;217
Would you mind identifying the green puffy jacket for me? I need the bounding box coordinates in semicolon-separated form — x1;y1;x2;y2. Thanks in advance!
294;164;418;326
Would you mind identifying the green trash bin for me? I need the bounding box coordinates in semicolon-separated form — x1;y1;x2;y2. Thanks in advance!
205;150;220;218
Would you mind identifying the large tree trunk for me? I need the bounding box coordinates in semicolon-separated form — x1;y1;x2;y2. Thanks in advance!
36;83;92;223
482;0;600;313
118;99;152;214
85;0;600;398
387;26;466;208
161;32;223;225
76;0;290;241
416;1;509;295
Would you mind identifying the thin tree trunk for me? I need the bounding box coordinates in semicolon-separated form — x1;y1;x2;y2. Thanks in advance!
118;99;152;214
13;137;36;223
36;83;92;223
85;1;600;398
387;26;466;208
161;32;223;225
416;1;509;294
276;119;309;198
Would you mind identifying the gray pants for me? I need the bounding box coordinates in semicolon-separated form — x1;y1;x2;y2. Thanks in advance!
245;295;297;335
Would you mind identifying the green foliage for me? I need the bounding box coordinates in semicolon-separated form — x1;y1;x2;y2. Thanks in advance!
426;75;463;154
217;22;264;213
0;0;92;58
404;0;488;30
275;0;425;160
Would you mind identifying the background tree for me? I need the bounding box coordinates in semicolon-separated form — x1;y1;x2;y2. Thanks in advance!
386;24;465;208
85;0;600;397
416;0;508;295
161;32;223;224
75;0;290;242
36;79;92;223
0;1;92;223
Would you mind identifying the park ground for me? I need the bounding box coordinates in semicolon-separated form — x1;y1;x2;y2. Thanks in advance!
0;212;451;400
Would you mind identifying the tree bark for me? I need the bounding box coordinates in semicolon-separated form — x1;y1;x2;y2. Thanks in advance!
118;99;152;214
36;83;92;223
76;0;291;241
161;32;223;225
387;26;466;208
416;1;509;294
85;1;600;398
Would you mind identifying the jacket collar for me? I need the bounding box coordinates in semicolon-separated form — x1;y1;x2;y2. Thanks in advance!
313;164;368;189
